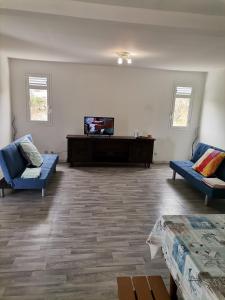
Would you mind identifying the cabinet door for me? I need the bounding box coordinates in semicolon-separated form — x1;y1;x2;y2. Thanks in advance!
129;141;153;163
68;139;91;162
93;139;129;162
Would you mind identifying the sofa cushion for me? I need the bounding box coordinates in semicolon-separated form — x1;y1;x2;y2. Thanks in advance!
41;154;58;169
193;149;225;177
19;138;43;167
12;154;58;189
170;160;203;181
0;143;25;183
21;167;41;179
192;143;225;181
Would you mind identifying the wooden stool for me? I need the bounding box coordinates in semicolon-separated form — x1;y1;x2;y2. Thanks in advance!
117;276;170;300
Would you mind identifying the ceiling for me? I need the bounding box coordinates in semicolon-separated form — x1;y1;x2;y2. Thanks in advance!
77;0;225;16
1;0;225;71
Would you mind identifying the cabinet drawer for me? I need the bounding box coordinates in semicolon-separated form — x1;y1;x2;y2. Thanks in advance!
129;142;153;163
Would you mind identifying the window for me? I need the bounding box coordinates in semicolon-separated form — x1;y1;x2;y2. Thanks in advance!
26;75;50;122
171;86;193;128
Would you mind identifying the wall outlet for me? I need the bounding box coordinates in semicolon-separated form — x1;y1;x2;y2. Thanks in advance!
50;151;54;154
44;150;48;154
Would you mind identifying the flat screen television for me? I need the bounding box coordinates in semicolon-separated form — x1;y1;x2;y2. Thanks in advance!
84;116;114;135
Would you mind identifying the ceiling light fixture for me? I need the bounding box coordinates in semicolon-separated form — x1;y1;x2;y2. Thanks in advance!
127;57;132;64
117;52;132;65
117;57;123;65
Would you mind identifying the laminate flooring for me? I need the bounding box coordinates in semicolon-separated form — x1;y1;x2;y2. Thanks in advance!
0;164;224;300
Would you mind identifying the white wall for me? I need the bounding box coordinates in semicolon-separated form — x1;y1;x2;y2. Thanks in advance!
10;59;206;162
199;69;225;149
0;55;12;179
0;56;11;148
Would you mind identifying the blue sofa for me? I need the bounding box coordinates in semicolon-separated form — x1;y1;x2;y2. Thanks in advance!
0;134;59;197
170;143;225;205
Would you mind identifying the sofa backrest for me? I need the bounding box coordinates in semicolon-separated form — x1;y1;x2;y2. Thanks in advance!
0;134;33;185
192;142;225;181
13;134;33;147
191;143;211;163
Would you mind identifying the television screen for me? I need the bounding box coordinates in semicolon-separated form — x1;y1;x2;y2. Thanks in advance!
84;116;114;135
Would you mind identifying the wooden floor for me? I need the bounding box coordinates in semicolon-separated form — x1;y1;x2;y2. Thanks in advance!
0;163;224;300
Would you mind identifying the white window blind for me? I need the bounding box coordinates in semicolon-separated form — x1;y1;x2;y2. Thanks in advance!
29;76;48;88
176;86;192;96
26;74;50;122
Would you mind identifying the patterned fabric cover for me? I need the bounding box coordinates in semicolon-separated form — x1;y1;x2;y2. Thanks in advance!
21;167;41;179
147;215;225;300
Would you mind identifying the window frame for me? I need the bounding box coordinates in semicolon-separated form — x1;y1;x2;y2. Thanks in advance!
25;73;52;124
170;84;194;129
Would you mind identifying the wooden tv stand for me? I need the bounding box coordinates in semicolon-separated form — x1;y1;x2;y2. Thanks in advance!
67;135;155;168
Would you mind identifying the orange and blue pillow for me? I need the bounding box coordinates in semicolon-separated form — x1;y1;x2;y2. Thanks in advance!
192;148;225;177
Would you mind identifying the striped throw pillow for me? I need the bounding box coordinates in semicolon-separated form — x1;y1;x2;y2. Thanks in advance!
192;148;225;177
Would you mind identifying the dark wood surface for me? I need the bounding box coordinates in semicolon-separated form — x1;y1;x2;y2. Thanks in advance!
67;135;155;167
67;135;155;140
0;163;223;300
117;276;170;300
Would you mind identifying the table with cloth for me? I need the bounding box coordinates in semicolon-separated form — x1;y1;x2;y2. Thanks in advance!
147;215;225;300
